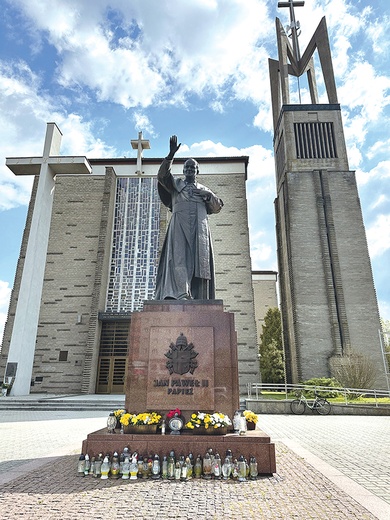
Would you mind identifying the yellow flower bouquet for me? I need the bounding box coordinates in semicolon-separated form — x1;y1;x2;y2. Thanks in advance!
242;410;259;429
120;411;162;426
113;409;126;419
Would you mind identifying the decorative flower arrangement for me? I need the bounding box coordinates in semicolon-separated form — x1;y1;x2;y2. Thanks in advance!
166;408;181;419
185;412;232;430
1;381;13;396
120;412;162;426
113;409;126;419
243;410;258;424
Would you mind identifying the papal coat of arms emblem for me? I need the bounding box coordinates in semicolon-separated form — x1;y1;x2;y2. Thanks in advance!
165;333;198;375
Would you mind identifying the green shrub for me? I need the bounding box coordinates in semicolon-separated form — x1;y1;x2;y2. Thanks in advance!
300;377;341;398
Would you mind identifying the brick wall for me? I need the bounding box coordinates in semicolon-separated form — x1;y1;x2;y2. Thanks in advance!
31;174;106;393
199;172;259;392
277;169;386;388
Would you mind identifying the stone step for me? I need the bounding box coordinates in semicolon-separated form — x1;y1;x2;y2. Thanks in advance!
0;398;125;412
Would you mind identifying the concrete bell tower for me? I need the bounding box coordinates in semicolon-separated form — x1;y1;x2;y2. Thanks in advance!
269;1;387;388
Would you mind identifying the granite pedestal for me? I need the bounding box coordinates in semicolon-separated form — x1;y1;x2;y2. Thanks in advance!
125;300;239;420
82;300;276;474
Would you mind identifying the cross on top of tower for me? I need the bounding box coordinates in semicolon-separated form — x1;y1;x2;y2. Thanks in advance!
269;1;338;128
131;131;151;175
278;0;305;61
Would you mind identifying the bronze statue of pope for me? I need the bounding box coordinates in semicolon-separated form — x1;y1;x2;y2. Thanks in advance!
154;135;223;300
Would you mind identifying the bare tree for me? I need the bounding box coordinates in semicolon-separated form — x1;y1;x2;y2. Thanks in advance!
331;351;377;390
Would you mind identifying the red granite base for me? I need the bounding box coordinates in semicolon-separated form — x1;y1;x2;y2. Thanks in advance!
82;428;276;475
125;300;240;421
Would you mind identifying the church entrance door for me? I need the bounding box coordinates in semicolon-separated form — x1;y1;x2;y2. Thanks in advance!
97;357;127;394
96;320;129;394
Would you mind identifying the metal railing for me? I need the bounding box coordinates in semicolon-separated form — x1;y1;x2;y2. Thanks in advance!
246;382;390;407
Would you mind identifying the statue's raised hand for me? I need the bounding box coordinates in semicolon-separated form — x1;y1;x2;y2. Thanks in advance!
167;135;181;160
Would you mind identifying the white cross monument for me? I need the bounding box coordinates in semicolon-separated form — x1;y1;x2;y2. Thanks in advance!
5;122;91;395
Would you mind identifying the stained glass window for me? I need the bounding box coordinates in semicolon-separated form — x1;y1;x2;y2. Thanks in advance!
106;177;160;312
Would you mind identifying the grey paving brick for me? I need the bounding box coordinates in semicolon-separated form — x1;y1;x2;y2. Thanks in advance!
0;402;389;519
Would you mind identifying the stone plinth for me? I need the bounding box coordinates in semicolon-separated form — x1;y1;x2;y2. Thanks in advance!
81;299;277;474
82;428;276;475
125;300;239;421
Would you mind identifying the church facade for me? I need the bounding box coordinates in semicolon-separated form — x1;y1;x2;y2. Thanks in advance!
0;130;259;395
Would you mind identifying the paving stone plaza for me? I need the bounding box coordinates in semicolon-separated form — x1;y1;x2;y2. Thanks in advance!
0;396;389;519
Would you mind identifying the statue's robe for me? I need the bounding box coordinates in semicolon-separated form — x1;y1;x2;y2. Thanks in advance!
155;158;223;300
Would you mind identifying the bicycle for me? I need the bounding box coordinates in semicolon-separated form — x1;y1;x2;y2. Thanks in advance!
290;392;331;415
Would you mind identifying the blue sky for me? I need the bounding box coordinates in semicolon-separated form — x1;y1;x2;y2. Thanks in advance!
0;0;389;339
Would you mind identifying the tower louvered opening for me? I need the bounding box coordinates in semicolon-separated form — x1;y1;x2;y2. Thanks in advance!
294;122;337;159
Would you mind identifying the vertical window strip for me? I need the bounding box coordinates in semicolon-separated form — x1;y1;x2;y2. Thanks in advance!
106;177;160;313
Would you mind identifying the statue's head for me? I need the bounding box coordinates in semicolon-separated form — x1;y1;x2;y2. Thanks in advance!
183;158;199;179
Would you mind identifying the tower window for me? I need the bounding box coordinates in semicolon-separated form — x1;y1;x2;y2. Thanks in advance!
59;351;68;361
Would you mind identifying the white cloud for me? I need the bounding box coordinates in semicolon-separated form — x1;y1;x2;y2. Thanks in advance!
6;0;389;155
356;161;390;187
60;44;165;109
246;148;275;182
181;141;275;183
346;142;363;169
0;179;33;211
8;0;274;111
370;195;389;211
248;226;277;271
367;139;390;160
132;112;157;138
331;34;351;78
209;101;224;114
250;241;273;266
340;67;390;168
60;114;117;157
378;300;390;323
0;59;117;211
365;14;390;56
366;214;390;258
253;105;273;134
182;140;241;157
375;161;390;179
231;46;271;104
339;62;390;122
326;0;369;38
0;61;44;209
